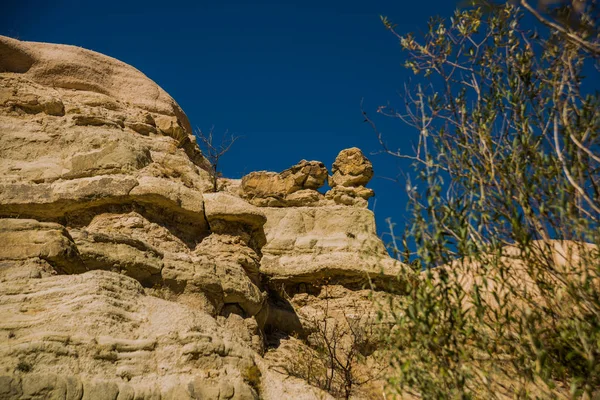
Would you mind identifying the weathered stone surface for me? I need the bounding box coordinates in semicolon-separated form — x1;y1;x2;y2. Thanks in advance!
0;81;65;116
0;36;407;400
285;160;328;190
240;160;327;207
0;175;210;235
284;189;324;207
324;148;375;208
442;240;600;312
76;211;265;318
69;229;163;286
0;219;84;275
328;147;374;188
195;234;266;317
325;185;374;207
0;35;213;232
259;206;402;289
239;151;375;209
0;35;190;129
0;270;260;399
203;192;267;231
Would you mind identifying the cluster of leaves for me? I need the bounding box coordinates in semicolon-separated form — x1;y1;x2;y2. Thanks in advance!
376;2;600;398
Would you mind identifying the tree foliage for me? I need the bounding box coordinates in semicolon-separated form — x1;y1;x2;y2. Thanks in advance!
462;0;600;55
375;2;600;398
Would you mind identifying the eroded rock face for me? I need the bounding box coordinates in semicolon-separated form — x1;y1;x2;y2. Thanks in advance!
0;270;260;399
0;35;404;400
326;147;375;207
0;33;269;339
0;219;84;278
259;206;403;292
329;147;374;187
240;160;327;207
240;149;377;209
0;35;211;230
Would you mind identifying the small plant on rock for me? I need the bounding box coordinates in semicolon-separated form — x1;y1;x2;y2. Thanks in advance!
195;127;240;192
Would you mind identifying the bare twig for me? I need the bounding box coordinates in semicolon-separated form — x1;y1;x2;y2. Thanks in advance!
195;127;240;192
519;0;600;55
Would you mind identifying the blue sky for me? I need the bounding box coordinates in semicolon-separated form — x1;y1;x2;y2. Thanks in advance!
2;0;459;241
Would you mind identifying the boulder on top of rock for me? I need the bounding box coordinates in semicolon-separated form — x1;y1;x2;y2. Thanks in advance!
240;160;327;207
325;148;374;207
329;147;374;188
281;160;328;190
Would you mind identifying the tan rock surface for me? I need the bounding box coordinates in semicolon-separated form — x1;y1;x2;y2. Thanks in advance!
0;219;84;276
325;185;375;208
0;35;212;231
240;160;327;207
203;192;267;232
441;240;600;312
69;228;164;286
259;206;403;289
0;270;260;399
0;36;405;400
325;148;375;208
0;35;190;131
329;147;374;188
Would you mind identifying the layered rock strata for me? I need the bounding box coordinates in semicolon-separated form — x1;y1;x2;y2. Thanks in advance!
0;35;405;399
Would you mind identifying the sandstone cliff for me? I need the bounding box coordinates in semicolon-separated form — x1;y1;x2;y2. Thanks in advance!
0;35;404;399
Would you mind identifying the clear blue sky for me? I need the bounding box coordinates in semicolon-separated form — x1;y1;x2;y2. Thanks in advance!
2;0;459;241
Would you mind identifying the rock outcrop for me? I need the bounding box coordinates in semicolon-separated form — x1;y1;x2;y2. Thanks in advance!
260;206;401;290
326;147;375;207
0;35;404;399
240;160;328;207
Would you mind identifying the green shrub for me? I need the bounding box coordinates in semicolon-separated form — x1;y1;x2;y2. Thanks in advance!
375;2;600;398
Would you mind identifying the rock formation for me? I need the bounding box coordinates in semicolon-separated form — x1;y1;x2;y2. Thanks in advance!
0;35;405;399
239;149;375;209
325;148;375;207
240;160;328;207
